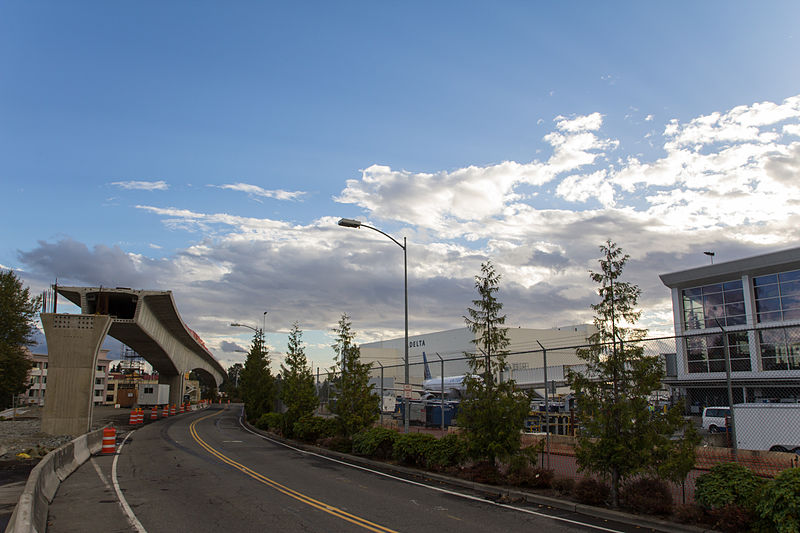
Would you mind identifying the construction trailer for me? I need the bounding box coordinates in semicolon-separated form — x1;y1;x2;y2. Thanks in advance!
138;384;170;406
732;403;800;453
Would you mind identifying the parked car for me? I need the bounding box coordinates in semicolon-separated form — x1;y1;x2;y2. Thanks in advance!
702;406;730;433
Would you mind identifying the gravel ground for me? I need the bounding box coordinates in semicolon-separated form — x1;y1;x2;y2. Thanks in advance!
0;406;133;462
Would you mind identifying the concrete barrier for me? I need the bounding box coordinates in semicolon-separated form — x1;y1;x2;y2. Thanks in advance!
5;427;106;533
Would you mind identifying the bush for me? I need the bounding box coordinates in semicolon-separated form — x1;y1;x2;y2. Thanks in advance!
463;461;502;485
673;503;706;525
708;503;754;533
255;412;285;433
352;427;397;460
694;462;764;511
319;435;353;453
574;478;610;506
392;433;437;467
552;477;575;495
620;477;673;515
754;467;800;533
292;416;338;443
427;434;468;470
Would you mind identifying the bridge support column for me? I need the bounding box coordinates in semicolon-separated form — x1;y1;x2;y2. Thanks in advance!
160;373;186;407
40;314;112;435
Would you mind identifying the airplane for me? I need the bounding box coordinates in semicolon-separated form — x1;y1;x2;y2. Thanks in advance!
420;352;468;400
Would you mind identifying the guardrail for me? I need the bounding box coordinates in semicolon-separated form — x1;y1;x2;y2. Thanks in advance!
5;427;105;533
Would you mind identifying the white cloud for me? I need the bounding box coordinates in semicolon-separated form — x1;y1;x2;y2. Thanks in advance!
218;182;306;201
645;114;654;122
554;112;604;133
111;180;168;191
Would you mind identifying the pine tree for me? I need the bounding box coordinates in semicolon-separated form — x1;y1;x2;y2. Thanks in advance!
280;322;317;436
239;328;274;422
330;314;378;437
0;271;40;408
460;261;530;464
568;241;696;507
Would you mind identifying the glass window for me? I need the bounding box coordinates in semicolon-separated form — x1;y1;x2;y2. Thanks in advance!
759;327;800;371
755;269;800;324
682;279;746;330
685;332;751;373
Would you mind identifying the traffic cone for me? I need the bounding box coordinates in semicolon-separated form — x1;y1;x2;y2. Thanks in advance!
170;404;176;416
178;403;184;414
101;428;116;454
128;409;137;425
162;405;169;418
150;408;158;420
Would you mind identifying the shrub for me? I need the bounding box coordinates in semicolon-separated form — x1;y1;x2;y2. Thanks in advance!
256;412;284;433
754;467;800;533
694;462;764;511
620;477;673;515
392;433;437;467
552;477;575;495
463;461;502;485
292;416;338;443
708;503;754;533
319;435;353;453
427;434;468;470
673;503;706;525
352;427;397;460
574;478;610;506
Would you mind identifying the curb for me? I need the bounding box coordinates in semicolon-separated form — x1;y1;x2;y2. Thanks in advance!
242;420;714;533
5;426;107;533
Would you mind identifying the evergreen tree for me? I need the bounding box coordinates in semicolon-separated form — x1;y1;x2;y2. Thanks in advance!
280;322;317;436
239;327;274;422
330;314;378;437
0;271;40;408
459;261;530;464
568;241;696;507
223;362;243;399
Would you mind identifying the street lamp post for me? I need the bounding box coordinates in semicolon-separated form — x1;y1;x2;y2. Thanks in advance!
337;218;410;434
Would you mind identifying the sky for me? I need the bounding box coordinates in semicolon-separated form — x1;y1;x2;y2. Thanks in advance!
2;2;800;372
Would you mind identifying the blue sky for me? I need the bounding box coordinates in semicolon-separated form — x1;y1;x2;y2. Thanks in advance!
2;2;800;370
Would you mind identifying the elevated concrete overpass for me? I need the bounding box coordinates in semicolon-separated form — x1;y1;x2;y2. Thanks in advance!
41;286;225;435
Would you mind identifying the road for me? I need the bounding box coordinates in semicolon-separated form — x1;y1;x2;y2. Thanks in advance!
47;406;644;532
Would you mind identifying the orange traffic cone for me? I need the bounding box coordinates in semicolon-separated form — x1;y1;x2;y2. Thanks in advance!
178;403;184;414
162;405;169;418
170;404;176;416
128;409;137;425
101;428;116;454
150;408;158;420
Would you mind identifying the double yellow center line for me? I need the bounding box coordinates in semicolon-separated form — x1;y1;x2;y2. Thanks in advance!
189;411;397;533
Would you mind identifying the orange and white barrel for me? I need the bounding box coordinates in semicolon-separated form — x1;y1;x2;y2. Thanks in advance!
101;428;116;454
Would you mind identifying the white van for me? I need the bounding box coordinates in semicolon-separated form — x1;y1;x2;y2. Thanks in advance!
702;406;730;433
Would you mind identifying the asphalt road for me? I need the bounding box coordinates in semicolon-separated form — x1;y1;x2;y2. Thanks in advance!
47;406;646;533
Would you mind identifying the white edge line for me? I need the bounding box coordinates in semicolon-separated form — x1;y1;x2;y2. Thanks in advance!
111;430;148;533
234;407;622;533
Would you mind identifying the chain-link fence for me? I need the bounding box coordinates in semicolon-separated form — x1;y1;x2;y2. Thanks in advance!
311;323;800;503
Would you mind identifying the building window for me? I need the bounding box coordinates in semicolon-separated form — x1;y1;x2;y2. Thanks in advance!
28;389;34;397
759;327;800;370
107;383;115;391
42;376;46;384
686;331;751;373
97;365;103;371
106;395;114;402
682;280;746;330
95;378;102;385
44;362;47;369
754;269;800;323
94;390;102;397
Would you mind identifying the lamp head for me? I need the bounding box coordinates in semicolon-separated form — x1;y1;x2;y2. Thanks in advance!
337;218;362;228
703;251;715;257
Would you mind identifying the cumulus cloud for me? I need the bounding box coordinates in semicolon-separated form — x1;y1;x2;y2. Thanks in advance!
111;180;168;191
18;94;800;370
218;182;306;201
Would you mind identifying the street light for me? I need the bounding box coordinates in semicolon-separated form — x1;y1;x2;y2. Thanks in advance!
337;217;410;434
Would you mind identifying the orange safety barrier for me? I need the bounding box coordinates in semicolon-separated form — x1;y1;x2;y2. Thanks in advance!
101;427;116;454
162;405;169;418
169;404;176;416
178;403;184;414
150;408;158;420
128;409;137;425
